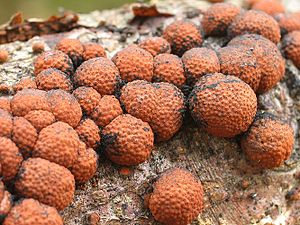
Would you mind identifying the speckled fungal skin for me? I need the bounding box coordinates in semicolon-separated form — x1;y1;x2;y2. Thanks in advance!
188;73;257;138
275;12;300;35
241;112;294;169
13;78;37;93
0;109;13;138
282;31;300;69
149;168;204;225
0;97;11;113
75;118;100;149
139;37;171;56
24;110;56;132
73;87;101;116
82;42;106;61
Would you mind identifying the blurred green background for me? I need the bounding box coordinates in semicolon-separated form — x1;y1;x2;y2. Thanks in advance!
0;0;139;24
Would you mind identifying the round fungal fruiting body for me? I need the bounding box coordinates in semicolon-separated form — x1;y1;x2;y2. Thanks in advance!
188;73;257;138
73;87;101;116
55;38;84;67
0;181;12;218
275;13;300;35
138;37;171;56
0;109;13;138
33;122;80;168
241;113;294;169
163;20;203;56
228;34;285;93
149;168;204;225
24;110;56;132
102;114;154;166
33;50;74;76
282;31;300;69
70;142;98;183
112;46;154;82
13;78;37;93
228;10;281;43
0;97;11;113
82;42;106;61
35;68;73;92
74;57;121;95
3;198;63;225
182;47;220;85
121;80;185;141
0;137;23;181
91;95;123;127
76;118;100;149
217;45;261;92
0;50;9;63
15;158;75;211
46;89;82;128
201;3;241;36
251;0;285;16
32;42;45;53
153;53;185;87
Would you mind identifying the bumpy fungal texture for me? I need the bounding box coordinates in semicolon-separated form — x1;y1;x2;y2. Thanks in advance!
82;42;106;61
33;50;74;76
188;73;257;138
182;47;220;85
275;13;300;35
112;46;154;82
70;142;98;183
15;158;75;211
251;0;285;16
201;3;241;36
3;198;63;225
102;114;154;166
282;31;300;69
76;118;100;149
228;10;281;43
121;80;185;141
13;78;37;92
217;45;261;92
0;182;12;218
46;89;82;128
91;95;123;127
149;168;204;225
228;34;285;93
55;38;84;67
153;53;185;87
0;137;23;181
12;117;38;158
138;37;171;56
11;89;51;117
33;122;80;168
163;20;203;56
24;110;56;132
0;109;13;138
0;97;11;113
73;87;101;115
241;113;294;169
74;57;120;95
35;68;73;92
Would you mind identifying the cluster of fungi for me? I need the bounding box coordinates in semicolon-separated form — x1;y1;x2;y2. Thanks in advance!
0;0;298;224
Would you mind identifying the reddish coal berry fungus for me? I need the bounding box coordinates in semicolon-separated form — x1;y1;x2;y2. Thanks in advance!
76;118;101;149
74;57;120;95
188;73;257;138
55;38;84;67
35;68;73;92
282;31;300;69
46;89;82;128
91;95;123;127
0;181;12;218
33;50;74;76
0;137;23;182
82;42;106;61
24;110;56;132
3;198;63;225
0;50;9;63
251;0;285;16
0;97;11;113
228;10;281;43
182;47;220;85
102;114;154;166
275;12;300;35
153;53;185;87
228;34;285;93
112;46;153;82
70;142;98;183
138;37;171;56
163;20;203;56
13;78;37;93
33;122;80;168
121;80;185;141
15;158;75;211
149;168;204;225
201;3;241;36
0;109;13;138
241;112;294;169
217;45;261;92
73;87;101;116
